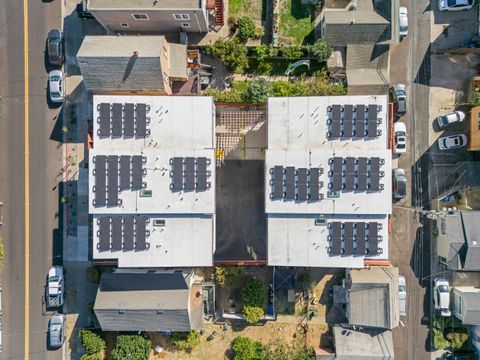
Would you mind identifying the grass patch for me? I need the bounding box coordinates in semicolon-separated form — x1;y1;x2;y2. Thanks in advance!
229;0;265;21
279;0;315;45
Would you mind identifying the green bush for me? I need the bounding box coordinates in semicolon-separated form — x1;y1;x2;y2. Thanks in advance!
232;336;267;360
207;39;249;72
214;266;247;287
243;305;264;324
254;45;270;60
86;267;100;284
237;16;263;42
309;40;332;62
81;354;103;360
244;79;273;103
171;330;200;352
446;331;469;349
280;45;304;60
242;277;265;307
111;335;151;360
204;88;244;103
79;329;105;354
474;91;480;106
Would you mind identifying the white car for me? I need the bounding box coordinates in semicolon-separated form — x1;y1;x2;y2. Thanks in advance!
399;275;407;316
437;134;467;150
48;70;64;103
438;0;474;11
47;266;64;308
394;122;407;154
48;313;65;349
436;111;465;129
399;7;408;38
434;278;451;317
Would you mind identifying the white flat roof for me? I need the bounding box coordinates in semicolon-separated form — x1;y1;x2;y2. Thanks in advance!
265;148;392;215
267;96;388;150
267;215;389;267
93;214;214;267
93;95;215;151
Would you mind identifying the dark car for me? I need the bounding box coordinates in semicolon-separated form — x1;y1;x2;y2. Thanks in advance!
392;84;407;117
393;168;406;200
47;29;63;66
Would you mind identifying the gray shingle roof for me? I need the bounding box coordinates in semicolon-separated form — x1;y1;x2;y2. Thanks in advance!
94;272;203;332
459;212;480;271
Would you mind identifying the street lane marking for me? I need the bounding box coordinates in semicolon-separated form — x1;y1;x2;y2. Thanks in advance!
23;0;30;358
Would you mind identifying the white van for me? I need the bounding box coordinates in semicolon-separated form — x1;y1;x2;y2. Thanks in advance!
399;276;407;317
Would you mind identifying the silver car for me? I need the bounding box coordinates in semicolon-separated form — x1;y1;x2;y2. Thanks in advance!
48;70;64;103
436;111;465;129
48;314;65;349
437;134;468;150
393;168;407;199
399;7;408;38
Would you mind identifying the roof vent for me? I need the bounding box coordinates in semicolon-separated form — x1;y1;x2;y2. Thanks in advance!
133;50;139;56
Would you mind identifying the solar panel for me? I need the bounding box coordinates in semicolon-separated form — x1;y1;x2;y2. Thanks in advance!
343;104;353;137
369;222;378;239
273;166;284;200
98;217;110;251
123;217;134;251
331;105;342;138
331;222;342;255
184;157;195;191
124;103;135;137
369;236;378;255
95;155;107;207
357;157;368;191
344;222;354;255
309;168;319;201
333;157;343;174
135;217;147;251
370;173;380;191
371;157;380;174
356;222;366;255
132;155;143;190
136;103;147;138
197;157;208;192
107;156;119;207
120;155;130;191
98;103;111;137
111;217;122;251
285;167;295;200
171;157;183;191
297;168;308;201
355;104;366;137
345;157;355;174
111;103;123;137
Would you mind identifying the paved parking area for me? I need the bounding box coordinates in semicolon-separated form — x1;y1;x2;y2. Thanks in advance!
214;160;267;262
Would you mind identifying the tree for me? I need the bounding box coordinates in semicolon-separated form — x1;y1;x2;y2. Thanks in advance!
254;45;270;60
237;16;263;42
207;39;248;72
232;336;266;360
214;266;247;287
244;79;273;103
171;331;200;352
306;71;346;96
280;45;304;60
242;277;265;307
309;40;332;62
81;354;103;360
111;335;151;360
79;329;105;355
243;305;264;324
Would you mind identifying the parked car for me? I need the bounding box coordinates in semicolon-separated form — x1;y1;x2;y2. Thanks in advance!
393;168;407;199
436;111;465;129
438;0;474;11
48;314;65;349
47;266;64;308
437;133;467;150
399;7;408;38
48;70;64;103
394;122;407;154
46;29;63;66
441;350;477;360
399;275;407;316
434;278;451;317
392;84;407;116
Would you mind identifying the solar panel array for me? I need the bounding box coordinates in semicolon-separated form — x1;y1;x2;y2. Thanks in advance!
328;156;385;192
328;221;383;256
270;166;324;202
97;216;150;252
97;102;151;139
93;155;147;207
170;157;211;192
327;104;382;139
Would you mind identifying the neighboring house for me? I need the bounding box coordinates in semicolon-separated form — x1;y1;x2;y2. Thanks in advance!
436;211;480;271
452;286;480;326
331;325;394;359
86;0;211;34
265;96;392;268
94;269;204;332
316;0;392;95
89;95;216;268
78;36;200;95
344;267;400;329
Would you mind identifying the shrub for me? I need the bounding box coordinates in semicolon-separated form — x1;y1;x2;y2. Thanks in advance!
306;70;346;96
81;354;103;360
207;39;248;72
254;45;270;60
243;305;264;324
203;88;244;103
446;331;469;349
232;336;266;360
242;277;265;307
79;329;106;354
272;81;308;97
86;267;100;284
237;16;263;42
171;330;200;352
214;266;247;287
280;45;304;60
244;79;273;103
309;40;332;62
111;335;151;360
432;316;450;350
474;91;480;106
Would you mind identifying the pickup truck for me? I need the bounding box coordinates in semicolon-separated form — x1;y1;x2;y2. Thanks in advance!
47;266;64;309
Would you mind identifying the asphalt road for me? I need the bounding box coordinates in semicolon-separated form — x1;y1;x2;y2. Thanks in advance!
390;0;432;358
0;0;63;358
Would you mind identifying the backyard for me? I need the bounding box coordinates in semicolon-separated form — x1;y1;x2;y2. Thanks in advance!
277;0;316;45
229;0;266;22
